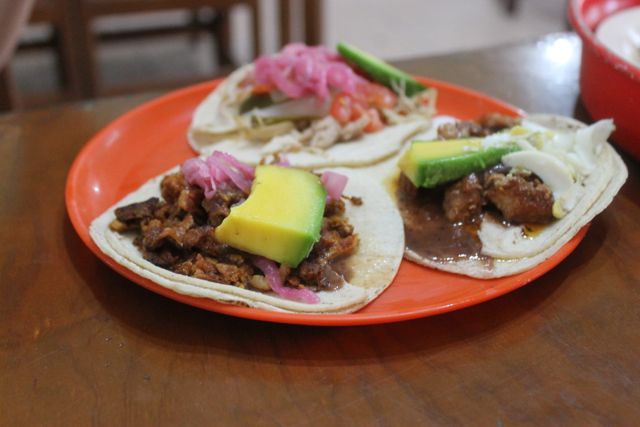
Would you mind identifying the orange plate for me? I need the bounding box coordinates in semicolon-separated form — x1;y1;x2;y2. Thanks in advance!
66;77;588;326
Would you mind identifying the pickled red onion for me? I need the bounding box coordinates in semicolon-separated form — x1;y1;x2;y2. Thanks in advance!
181;157;217;199
206;152;253;194
254;43;366;100
214;151;255;179
182;151;255;198
321;171;348;201
253;256;320;304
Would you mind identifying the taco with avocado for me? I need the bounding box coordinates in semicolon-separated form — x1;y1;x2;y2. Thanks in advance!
188;42;436;169
89;152;404;313
394;113;627;278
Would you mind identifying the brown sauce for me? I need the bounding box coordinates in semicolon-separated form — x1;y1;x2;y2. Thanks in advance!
395;175;492;265
323;258;353;291
395;174;552;265
522;223;547;238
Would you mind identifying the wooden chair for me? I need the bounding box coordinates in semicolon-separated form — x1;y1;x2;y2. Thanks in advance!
69;0;261;97
4;0;323;110
2;0;93;110
29;0;87;101
0;68;15;111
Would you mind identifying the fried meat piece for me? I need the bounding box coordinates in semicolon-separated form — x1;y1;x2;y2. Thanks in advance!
113;197;159;226
484;172;554;224
476;113;520;133
437;113;520;140
437;121;489;139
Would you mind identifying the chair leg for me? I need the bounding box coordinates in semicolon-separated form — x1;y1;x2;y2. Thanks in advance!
65;0;99;98
250;0;261;58
50;27;77;99
213;8;233;66
304;0;322;45
279;0;291;46
188;9;201;44
212;1;261;64
0;66;17;112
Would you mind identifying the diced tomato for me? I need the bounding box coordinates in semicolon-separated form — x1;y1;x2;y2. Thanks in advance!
350;103;365;121
366;83;397;109
330;93;354;124
252;83;274;95
351;82;370;104
332;89;388;131
363;108;384;133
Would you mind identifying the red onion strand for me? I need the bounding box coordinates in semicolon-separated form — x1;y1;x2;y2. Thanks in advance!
253;256;320;304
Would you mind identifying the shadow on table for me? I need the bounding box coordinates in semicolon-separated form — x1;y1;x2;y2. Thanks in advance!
63;213;604;367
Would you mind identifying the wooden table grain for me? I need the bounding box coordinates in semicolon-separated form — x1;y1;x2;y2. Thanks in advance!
1;33;639;426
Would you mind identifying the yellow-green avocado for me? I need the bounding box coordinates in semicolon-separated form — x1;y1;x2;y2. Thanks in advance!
215;165;326;267
399;139;520;188
337;42;427;96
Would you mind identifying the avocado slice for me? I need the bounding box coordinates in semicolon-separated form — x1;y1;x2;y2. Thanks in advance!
239;93;275;114
215;166;326;267
337;42;427;97
399;139;521;188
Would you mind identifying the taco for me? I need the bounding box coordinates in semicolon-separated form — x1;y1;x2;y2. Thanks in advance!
394;113;627;278
89;152;404;313
188;43;436;169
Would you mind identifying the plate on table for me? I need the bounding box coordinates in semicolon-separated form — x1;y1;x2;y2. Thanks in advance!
66;77;587;326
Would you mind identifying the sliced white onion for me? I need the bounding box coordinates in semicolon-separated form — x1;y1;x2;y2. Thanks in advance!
573;119;615;175
247;96;332;120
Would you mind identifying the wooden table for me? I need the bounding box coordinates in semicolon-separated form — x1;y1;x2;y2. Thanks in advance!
1;33;639;426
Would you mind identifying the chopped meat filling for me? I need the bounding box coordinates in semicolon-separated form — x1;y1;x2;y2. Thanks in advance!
173;253;254;286
160;173;186;204
182;226;227;257
200;182;246;227
443;173;484;223
293;216;359;291
438;120;489;140
113;198;159;228
305;116;342;149
437;113;521;140
110;171;359;293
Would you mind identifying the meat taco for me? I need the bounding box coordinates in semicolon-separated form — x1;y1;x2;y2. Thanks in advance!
89;152;404;313
188;42;436;169
394;113;627;278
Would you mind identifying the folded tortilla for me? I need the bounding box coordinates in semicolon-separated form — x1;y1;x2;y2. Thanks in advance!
403;114;628;278
90;167;404;314
188;65;432;169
